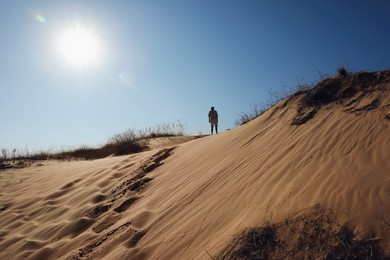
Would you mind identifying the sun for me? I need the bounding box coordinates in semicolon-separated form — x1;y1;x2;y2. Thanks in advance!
57;25;101;68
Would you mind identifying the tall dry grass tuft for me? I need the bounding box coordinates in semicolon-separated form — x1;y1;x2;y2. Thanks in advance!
234;103;264;126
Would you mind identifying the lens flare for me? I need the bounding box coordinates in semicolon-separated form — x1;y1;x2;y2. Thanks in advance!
35;14;46;24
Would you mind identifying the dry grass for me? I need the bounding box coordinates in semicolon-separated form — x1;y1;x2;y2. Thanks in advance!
0;121;186;165
236;68;390;127
290;69;390;125
235;103;265;126
220;206;388;259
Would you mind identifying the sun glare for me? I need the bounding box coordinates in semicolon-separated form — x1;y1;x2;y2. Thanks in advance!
58;25;101;69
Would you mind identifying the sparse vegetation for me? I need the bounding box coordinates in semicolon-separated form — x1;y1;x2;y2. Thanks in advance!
220;206;388;259
294;83;311;96
0;121;186;165
337;65;350;77
291;69;390;125
301;77;342;107
236;67;390;127
235;82;314;126
234;103;265;126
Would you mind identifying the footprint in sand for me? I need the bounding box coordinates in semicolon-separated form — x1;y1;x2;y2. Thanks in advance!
125;230;146;248
92;213;122;233
91;193;106;203
113;197;139;213
59;217;95;238
132;210;154;229
96;178;113;188
112;171;125;178
0;202;11;213
118;162;136;171
44;190;69;200
60;178;82;190
21;239;45;250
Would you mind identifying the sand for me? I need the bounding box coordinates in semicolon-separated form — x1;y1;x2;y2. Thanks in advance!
1;71;390;259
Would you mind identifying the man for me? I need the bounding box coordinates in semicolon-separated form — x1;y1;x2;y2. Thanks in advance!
208;106;218;134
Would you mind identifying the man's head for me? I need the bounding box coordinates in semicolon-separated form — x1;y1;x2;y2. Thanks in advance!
211;106;214;110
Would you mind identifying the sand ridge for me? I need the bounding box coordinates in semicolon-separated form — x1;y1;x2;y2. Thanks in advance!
1;70;390;259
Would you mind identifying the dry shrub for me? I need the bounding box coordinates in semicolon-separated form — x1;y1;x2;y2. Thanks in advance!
292;69;390;125
337;66;349;77
301;77;342;107
220;206;388;259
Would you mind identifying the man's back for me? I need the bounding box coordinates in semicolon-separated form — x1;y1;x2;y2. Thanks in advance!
208;109;218;122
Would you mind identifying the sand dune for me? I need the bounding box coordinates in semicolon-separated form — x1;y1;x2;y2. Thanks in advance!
1;70;390;259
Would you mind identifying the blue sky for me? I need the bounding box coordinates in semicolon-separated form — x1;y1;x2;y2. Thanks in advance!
1;1;390;152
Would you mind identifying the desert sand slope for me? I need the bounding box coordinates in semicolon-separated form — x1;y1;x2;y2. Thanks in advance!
1;70;390;259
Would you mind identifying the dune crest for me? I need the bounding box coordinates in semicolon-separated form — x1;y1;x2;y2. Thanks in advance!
1;70;390;259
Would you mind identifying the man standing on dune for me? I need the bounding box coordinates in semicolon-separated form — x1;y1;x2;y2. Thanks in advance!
208;106;218;134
